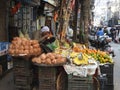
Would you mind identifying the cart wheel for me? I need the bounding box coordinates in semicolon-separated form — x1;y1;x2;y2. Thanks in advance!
56;70;67;90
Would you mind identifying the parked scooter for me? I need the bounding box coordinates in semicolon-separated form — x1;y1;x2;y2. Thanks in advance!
89;32;115;57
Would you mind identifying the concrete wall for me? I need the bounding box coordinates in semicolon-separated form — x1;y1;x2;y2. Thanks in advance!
0;0;7;41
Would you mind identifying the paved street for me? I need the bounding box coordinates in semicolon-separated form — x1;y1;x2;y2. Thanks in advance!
110;42;120;90
0;70;14;90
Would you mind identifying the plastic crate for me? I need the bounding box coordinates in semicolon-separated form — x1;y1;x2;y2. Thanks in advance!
106;74;113;85
104;85;114;90
68;75;93;90
99;64;114;75
96;76;107;90
38;66;57;90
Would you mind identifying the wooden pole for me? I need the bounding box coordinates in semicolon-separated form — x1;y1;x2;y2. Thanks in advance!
73;0;78;42
79;0;90;47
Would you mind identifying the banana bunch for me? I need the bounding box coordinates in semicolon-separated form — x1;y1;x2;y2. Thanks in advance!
71;52;89;65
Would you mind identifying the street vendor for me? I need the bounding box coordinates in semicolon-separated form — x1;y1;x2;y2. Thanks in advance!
33;26;53;43
33;26;56;52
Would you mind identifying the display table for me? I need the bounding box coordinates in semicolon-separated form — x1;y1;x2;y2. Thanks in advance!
63;60;98;77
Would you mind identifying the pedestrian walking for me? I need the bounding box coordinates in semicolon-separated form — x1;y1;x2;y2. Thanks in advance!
110;27;116;41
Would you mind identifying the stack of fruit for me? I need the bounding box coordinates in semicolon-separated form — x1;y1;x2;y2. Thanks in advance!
9;37;41;56
72;43;113;64
32;53;67;65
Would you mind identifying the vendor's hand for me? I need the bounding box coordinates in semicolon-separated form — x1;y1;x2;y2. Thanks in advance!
44;34;49;39
39;34;49;43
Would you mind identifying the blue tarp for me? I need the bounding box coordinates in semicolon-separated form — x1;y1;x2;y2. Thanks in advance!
0;42;10;51
0;42;10;57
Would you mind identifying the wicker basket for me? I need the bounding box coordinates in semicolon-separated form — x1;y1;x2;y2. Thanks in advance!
38;66;58;90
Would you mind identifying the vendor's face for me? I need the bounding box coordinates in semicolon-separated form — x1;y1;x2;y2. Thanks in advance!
42;31;50;36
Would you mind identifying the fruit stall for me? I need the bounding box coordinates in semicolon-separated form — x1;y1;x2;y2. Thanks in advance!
7;35;114;90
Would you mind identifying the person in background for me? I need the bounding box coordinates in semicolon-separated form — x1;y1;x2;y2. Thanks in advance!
96;27;104;38
116;26;120;36
110;27;116;41
66;26;73;40
95;27;104;49
118;25;120;35
107;27;112;37
103;27;108;35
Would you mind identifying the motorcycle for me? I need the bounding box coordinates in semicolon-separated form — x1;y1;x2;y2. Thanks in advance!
88;33;115;57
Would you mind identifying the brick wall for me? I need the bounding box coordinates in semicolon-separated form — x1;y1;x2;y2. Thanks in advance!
0;0;7;41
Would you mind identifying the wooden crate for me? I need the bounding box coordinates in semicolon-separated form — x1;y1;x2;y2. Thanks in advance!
38;66;58;90
68;75;93;90
12;56;33;90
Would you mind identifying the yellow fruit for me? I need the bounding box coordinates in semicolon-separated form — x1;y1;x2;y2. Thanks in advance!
73;55;88;65
70;52;79;58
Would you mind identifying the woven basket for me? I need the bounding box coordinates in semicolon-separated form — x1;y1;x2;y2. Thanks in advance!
38;66;57;90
